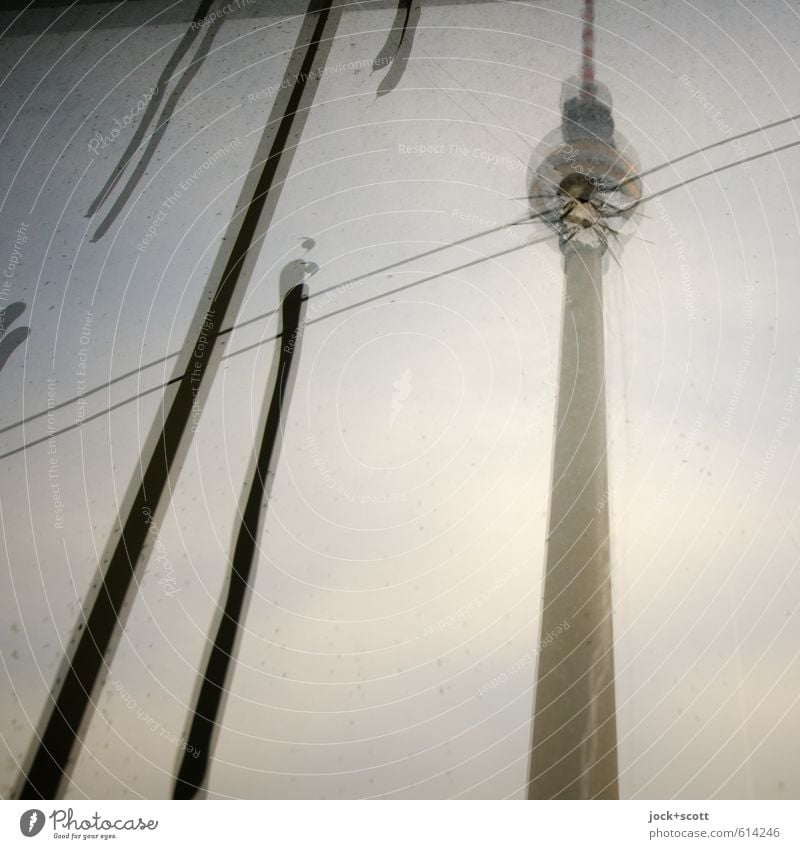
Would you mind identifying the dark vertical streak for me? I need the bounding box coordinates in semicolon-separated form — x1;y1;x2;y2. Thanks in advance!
90;14;225;242
173;281;306;800
0;301;27;337
376;0;421;98
0;302;30;374
91;17;223;242
371;0;410;72
17;0;334;800
0;327;30;372
86;0;216;222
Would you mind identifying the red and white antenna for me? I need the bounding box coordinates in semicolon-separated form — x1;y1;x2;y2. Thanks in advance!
580;0;596;99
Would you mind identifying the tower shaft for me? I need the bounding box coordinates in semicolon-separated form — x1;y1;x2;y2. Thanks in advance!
528;244;619;799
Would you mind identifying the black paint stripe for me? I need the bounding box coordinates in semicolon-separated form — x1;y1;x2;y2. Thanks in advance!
17;0;335;800
173;283;306;799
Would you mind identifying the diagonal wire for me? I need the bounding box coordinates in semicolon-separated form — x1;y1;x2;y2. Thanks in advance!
0;215;535;437
632;137;800;207
0;230;554;462
518;112;800;201
626;113;800;191
4;114;800;448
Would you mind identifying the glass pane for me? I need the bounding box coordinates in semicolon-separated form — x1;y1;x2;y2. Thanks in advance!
2;0;799;801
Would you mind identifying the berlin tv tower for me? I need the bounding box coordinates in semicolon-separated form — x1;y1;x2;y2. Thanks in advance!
527;0;642;799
